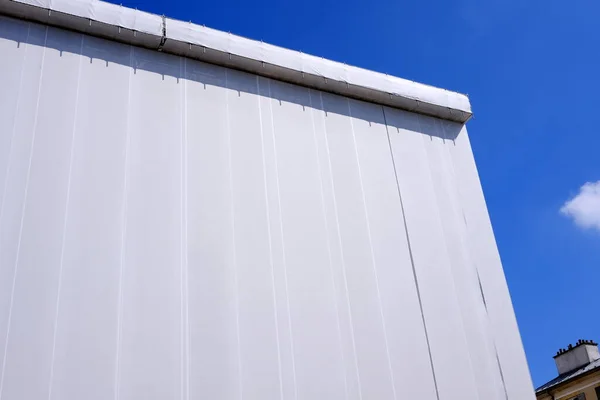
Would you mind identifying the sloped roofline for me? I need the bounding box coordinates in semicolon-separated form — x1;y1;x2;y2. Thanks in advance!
0;0;472;123
536;359;600;394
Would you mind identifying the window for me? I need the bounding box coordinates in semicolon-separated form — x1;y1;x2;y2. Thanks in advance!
569;394;586;400
595;386;600;400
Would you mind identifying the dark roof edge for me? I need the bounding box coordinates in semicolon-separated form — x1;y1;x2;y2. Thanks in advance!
535;362;600;394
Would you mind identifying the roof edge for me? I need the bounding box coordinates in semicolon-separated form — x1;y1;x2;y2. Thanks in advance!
535;360;600;394
0;0;473;123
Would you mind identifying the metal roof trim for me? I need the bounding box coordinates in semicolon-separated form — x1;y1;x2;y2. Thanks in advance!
0;0;473;123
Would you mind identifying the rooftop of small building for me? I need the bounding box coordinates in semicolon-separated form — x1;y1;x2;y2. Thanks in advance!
536;340;600;394
536;358;600;393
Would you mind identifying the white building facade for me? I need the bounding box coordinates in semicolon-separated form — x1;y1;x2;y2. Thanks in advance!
0;1;535;399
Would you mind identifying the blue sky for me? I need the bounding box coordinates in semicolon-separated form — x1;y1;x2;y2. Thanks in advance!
116;0;600;387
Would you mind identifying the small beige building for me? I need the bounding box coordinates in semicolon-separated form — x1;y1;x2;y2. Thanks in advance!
536;340;600;400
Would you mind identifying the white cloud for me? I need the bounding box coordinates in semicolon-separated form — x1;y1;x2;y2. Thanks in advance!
560;181;600;231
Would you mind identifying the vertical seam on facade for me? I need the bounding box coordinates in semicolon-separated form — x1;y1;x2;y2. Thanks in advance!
224;69;243;400
319;92;363;400
347;99;397;400
183;58;190;400
381;106;441;400
495;351;509;400
47;32;85;400
256;76;284;400
419;116;479;397
179;56;186;400
440;122;509;400
266;79;298;400
0;23;31;390
308;89;349;400
437;120;503;400
114;44;135;400
0;25;48;400
0;22;31;226
415;113;479;398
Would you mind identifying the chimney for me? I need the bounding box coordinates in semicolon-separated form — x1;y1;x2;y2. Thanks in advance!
554;340;600;375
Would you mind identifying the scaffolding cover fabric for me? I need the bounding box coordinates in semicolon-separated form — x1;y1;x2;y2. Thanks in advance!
4;0;471;123
12;0;164;35
0;17;534;400
165;17;470;113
